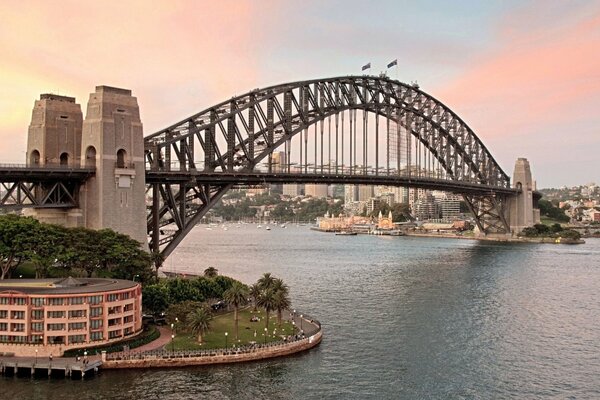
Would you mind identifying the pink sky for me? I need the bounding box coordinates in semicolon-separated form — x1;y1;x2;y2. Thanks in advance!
0;1;598;187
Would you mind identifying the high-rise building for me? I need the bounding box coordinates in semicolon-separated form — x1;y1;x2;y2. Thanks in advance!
432;191;462;221
358;185;374;201
345;185;359;204
305;184;328;198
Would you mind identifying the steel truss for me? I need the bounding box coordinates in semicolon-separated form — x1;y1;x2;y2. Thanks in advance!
144;76;516;256
0;181;80;209
463;194;510;235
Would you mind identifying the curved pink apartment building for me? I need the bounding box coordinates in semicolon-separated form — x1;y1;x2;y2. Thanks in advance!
0;277;142;356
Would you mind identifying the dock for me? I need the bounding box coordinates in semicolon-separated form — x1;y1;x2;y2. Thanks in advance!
0;356;102;379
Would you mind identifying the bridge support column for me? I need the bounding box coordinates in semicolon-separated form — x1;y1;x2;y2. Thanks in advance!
80;86;148;247
507;158;540;234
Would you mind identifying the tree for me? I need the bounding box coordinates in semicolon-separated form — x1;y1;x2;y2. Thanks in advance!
0;215;39;279
27;223;66;278
257;272;275;291
273;287;291;328
257;288;276;331
187;306;213;344
249;283;261;311
167;300;204;326
222;281;249;340
142;284;170;316
204;267;218;278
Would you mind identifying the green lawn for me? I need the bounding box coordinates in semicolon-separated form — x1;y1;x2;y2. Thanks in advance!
540;216;567;226
169;308;297;350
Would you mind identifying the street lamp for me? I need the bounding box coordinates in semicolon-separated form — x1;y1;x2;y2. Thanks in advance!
133;274;140;282
225;332;228;349
35;349;38;364
264;327;268;344
84;350;88;365
300;314;303;331
171;334;175;352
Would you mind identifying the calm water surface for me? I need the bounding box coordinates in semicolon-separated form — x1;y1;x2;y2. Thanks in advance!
4;226;600;399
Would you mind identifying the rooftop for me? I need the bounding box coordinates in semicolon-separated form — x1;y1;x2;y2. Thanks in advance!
0;278;138;295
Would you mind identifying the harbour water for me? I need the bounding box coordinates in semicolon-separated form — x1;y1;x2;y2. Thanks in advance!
4;225;600;399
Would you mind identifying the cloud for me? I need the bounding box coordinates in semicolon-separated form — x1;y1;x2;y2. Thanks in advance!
433;3;600;186
0;0;278;161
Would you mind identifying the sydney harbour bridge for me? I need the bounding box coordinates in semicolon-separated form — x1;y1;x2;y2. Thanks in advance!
0;76;538;259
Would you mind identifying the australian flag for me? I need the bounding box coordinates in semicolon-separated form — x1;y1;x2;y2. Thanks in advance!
361;62;371;71
387;59;398;69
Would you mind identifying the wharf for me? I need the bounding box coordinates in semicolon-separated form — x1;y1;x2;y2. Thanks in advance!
0;356;101;379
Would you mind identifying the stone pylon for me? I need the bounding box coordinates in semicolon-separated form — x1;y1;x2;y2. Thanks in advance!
79;86;148;247
508;157;540;233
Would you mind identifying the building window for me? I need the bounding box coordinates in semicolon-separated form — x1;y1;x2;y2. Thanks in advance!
124;303;134;312
30;335;43;343
108;306;121;315
90;332;103;341
69;335;86;344
68;310;87;319
108;330;122;339
68;322;86;331
90;319;103;330
31;322;43;332
11;323;25;332
90;307;103;317
11;311;25;320
70;297;85;305
108;318;121;327
0;310;7;319
107;293;118;302
31;310;44;320
48;298;64;306
47;323;66;331
47;311;66;319
0;323;7;331
0;298;9;305
88;295;103;305
31;298;44;307
14;298;26;306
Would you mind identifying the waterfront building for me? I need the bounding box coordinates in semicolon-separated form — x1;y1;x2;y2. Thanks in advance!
366;198;381;215
0;277;142;356
413;193;439;221
432;191;462;221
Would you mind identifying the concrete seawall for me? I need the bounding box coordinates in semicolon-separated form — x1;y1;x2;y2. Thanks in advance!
102;330;322;369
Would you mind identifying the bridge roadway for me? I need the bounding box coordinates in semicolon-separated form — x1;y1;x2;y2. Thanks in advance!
0;164;95;182
146;171;519;196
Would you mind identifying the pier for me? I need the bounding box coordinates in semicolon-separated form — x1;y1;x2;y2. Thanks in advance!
0;356;101;379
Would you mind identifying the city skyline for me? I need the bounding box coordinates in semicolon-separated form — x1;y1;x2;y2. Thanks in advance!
1;0;598;187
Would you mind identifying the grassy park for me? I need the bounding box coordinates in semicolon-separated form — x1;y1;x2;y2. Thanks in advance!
170;308;297;350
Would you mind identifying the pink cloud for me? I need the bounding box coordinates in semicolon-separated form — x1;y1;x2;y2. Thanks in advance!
436;8;600;140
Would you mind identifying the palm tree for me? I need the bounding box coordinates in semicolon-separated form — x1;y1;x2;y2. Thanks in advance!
256;288;276;332
273;288;291;328
257;272;275;290
272;278;289;296
204;267;218;278
222;282;249;340
249;283;261;311
187;307;213;344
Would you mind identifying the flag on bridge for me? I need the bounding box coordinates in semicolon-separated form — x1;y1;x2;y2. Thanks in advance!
387;59;398;69
361;62;371;71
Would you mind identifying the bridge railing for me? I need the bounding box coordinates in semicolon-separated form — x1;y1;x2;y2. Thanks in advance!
0;163;95;171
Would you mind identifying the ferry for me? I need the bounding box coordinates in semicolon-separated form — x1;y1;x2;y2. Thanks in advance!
336;231;357;236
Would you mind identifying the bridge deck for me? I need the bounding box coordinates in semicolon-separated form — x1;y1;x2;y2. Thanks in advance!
146;171;518;196
0;164;95;182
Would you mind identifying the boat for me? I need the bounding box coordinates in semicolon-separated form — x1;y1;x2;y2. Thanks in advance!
266;226;271;231
280;224;286;228
336;231;357;236
257;225;262;229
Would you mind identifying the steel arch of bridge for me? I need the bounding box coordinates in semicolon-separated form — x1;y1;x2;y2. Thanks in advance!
144;76;515;257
